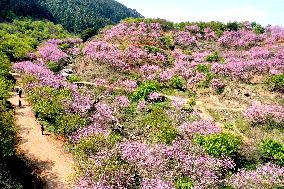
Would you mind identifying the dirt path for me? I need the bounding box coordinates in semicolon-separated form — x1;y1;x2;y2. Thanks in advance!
9;94;75;189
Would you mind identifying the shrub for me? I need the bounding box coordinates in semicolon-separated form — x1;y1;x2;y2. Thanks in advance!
131;81;160;101
226;21;242;31
54;114;88;135
168;76;186;90
28;86;77;134
251;22;265;34
174;176;193;189
72;134;110;158
195;64;214;88
67;75;81;83
143;105;177;144
0;52;11;76
47;61;60;73
195;132;243;157
59;43;70;50
196;64;210;73
205;52;223;63
0;76;13;100
210;78;225;93
0;102;16;157
0;33;36;59
244;103;284;125
260;139;284;166
160;35;174;49
227;163;284;189
144;45;161;54
267;74;284;92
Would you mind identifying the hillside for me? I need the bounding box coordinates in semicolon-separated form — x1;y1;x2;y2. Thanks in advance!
0;0;143;33
12;18;284;188
0;18;73;188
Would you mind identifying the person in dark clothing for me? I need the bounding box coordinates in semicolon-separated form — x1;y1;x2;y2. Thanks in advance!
41;125;44;135
18;100;22;108
15;87;19;94
18;88;23;98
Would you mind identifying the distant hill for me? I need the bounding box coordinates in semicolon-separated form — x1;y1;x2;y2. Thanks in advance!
0;0;143;33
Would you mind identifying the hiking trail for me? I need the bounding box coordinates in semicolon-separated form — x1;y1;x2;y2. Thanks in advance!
8;93;75;189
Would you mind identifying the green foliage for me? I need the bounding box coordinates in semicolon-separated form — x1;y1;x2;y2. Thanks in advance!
195;132;243;157
132;80;160;101
0;76;13;100
196;64;214;88
196;64;210;73
73;134;110;157
47;62;60;73
144;45;161;54
267;74;284;92
80;28;98;41
53;114;88;135
182;97;196;112
0;102;16;157
58;43;70;50
168;76;186;90
226;21;242;31
67;75;81;83
73;132;122;158
0;33;36;59
0;52;11;76
27;86;86;135
251;22;265;34
142;105;177;144
205;52;224;63
174;176;193;189
177;21;227;36
1;0;143;33
160;35;175;49
124;18;174;30
0;18;70;61
260;139;284;166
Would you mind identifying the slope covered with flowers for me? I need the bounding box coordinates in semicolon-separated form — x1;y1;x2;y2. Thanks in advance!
13;19;284;189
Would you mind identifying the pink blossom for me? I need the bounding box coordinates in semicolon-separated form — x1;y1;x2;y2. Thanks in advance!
244;102;284;124
179;120;222;136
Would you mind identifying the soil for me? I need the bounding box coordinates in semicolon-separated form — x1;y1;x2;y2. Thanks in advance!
9;93;75;189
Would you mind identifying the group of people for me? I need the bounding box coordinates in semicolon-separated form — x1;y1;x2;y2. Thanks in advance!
15;87;45;135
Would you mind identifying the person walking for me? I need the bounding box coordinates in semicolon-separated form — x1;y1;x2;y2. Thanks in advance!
41;125;45;135
18;88;23;98
18;99;22;108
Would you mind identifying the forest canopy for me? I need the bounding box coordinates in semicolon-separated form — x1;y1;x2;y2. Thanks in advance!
0;0;143;33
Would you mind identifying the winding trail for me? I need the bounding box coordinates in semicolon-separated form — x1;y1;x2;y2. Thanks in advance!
9;93;75;189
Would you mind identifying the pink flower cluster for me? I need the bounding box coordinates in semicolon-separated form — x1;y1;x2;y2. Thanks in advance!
13;61;67;89
179;120;222;136
175;31;197;47
210;79;225;90
92;102;115;123
148;92;162;101
13;61;93;115
38;42;68;63
219;30;264;48
227;163;284;188
244;102;284;124
171;96;188;109
118;140;234;188
141;178;174;189
103;22;163;45
70;123;109;143
113;96;131;109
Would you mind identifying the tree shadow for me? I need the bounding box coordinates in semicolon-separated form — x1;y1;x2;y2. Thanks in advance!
3;152;68;189
1;154;47;189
